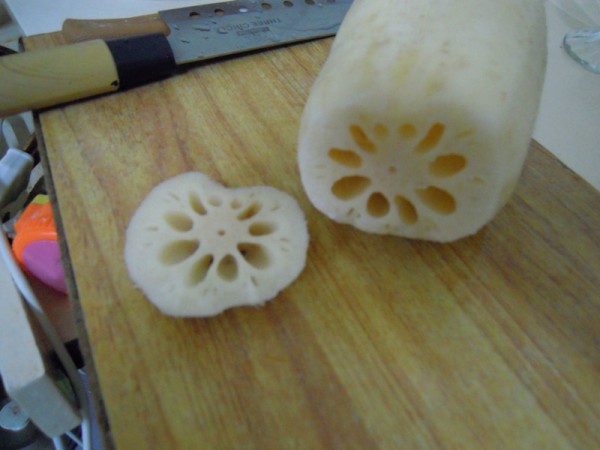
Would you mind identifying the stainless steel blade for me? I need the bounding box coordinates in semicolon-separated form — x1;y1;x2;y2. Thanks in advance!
159;0;353;64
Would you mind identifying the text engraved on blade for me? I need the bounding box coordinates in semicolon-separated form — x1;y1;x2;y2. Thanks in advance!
217;17;282;34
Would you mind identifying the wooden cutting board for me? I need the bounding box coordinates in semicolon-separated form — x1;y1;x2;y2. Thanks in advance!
24;31;600;449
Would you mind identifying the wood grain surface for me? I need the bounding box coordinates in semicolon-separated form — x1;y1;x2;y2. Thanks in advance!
25;32;600;450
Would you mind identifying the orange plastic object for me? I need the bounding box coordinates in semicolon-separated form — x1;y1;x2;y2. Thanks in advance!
12;194;67;293
12;195;58;266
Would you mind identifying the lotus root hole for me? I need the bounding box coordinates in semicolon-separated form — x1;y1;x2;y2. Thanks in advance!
395;196;418;224
331;176;372;200
249;221;276;236
164;212;193;232
398;123;418;138
208;196;222;207
160;239;199;265
367;192;390;217
189;192;207;215
217;254;238;281
415;123;446;153
373;123;389;139
430;154;467;177
187;254;214;286
416;186;456;215
349;125;376;153
328;148;363;168
238;243;271;269
237;202;262;220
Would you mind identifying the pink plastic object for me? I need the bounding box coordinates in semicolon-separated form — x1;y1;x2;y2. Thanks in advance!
12;195;67;293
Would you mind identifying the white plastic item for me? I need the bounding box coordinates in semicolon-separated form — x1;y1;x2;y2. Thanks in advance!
0;247;81;438
298;0;547;242
0;2;9;26
0;148;33;209
125;172;309;317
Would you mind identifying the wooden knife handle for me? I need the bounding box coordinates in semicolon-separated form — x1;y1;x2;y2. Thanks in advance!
0;34;176;117
62;14;170;43
0;40;120;117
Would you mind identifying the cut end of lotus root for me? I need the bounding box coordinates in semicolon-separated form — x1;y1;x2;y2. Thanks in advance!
297;0;546;242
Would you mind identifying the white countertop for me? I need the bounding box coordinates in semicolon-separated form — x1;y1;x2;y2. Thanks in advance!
535;2;600;192
4;0;600;191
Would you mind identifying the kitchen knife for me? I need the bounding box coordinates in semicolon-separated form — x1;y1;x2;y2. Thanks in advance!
0;0;353;118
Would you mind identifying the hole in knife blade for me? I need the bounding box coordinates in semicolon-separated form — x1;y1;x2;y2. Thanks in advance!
214;8;225;16
283;1;294;6
239;7;249;13
261;2;272;9
189;11;201;18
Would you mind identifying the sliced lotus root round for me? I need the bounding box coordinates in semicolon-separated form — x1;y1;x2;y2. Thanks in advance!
124;172;309;317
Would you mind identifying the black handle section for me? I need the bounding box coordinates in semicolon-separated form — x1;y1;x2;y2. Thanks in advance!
105;33;176;90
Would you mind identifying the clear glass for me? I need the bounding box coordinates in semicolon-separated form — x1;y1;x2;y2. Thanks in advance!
563;25;600;74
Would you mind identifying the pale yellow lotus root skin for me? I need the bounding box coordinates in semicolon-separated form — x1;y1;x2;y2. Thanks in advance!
298;0;547;242
124;172;309;317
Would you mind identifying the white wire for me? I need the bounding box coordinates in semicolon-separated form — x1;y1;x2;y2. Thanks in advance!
0;228;92;450
0;118;6;155
52;435;68;450
1;117;18;149
67;429;84;447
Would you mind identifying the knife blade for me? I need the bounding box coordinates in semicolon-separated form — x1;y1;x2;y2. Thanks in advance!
61;0;260;43
0;0;353;118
